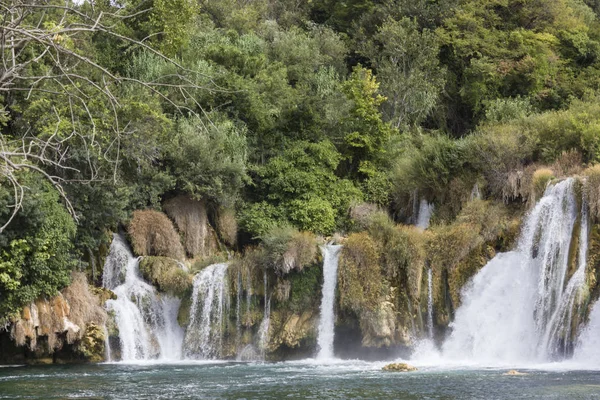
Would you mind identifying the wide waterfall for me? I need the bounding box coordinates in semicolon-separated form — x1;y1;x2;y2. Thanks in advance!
183;263;230;359
442;178;590;364
317;244;342;360
103;234;184;361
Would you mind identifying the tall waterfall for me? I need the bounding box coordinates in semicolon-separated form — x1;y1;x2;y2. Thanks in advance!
427;268;434;339
103;234;184;361
183;263;229;359
316;244;342;360
442;178;589;363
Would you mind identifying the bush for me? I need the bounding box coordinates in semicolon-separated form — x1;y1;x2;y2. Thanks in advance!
139;257;192;297
128;210;185;260
0;174;76;325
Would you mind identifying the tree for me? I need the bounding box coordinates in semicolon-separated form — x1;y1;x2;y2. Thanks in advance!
0;0;212;233
359;17;446;129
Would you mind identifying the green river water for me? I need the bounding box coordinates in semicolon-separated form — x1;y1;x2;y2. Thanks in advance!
1;361;599;399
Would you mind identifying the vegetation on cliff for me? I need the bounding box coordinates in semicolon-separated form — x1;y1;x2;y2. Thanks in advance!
4;0;600;360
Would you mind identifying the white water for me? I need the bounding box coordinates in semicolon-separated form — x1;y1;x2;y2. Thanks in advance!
257;268;271;358
317;244;342;360
440;179;590;364
103;234;184;361
427;268;434;339
416;199;434;229
184;263;229;359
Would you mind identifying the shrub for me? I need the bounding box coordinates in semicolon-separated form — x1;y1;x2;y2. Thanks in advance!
128;210;185;260
139;256;192;296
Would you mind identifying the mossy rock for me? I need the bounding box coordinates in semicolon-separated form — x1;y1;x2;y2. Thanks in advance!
382;363;417;372
139;256;192;297
74;324;106;362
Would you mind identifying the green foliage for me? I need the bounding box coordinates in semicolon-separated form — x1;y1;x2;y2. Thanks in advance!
360;17;446;128
0;174;76;323
341;66;394;178
165;115;248;207
286;264;322;313
241;140;362;236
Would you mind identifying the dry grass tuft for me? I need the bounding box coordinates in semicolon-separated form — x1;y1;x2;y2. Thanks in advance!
552;149;583;177
163;196;219;258
531;168;555;201
217;207;238;246
129;209;185;260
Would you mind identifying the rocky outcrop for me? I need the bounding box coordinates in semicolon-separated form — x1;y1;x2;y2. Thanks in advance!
382;363;417;372
3;273;108;364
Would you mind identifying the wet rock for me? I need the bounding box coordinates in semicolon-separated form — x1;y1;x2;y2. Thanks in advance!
382;363;417;372
504;370;528;376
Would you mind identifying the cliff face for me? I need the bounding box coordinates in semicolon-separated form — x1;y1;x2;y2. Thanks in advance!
1;273;110;364
5;182;600;364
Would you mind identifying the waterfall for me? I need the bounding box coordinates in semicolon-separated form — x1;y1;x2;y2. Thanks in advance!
183;263;229;359
316;244;342;360
416;199;434;229
427;268;434;339
103;234;184;361
257;268;271;358
236;268;242;348
442;178;589;363
573;300;600;365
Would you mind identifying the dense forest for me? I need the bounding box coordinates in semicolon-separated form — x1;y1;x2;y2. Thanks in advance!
3;0;600;362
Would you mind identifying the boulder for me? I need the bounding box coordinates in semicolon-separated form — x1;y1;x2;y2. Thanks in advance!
382;363;417;372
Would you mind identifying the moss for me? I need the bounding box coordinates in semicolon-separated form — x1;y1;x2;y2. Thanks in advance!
177;293;192;327
338;232;385;314
261;226;318;275
139;256;192;297
74;324;105;362
285;264;322;314
584;164;600;222
531;168;555;201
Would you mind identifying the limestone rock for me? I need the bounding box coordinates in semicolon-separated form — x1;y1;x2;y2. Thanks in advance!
504;370;528;376
382;363;417;372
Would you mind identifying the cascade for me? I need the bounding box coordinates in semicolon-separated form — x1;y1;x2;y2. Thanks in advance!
416;199;434;229
236;269;242;348
103;234;184;361
441;178;589;363
427;268;434;339
573;299;600;364
257;268;270;358
316;244;342;360
183;263;229;359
